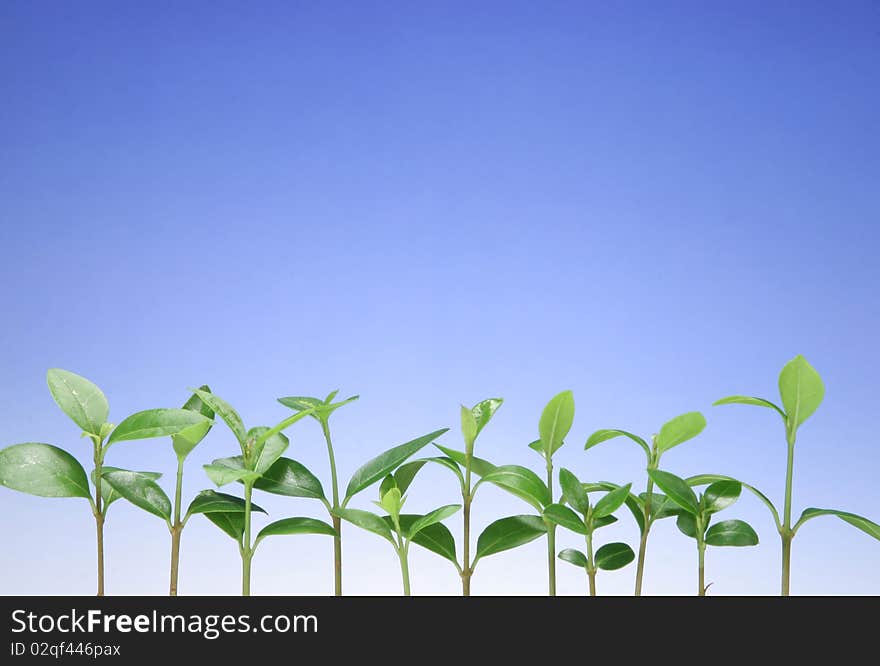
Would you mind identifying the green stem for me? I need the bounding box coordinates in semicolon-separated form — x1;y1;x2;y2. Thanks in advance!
398;547;411;596
634;473;655;596
93;444;105;597
462;460;473;596
242;482;253;596
698;539;706;596
586;527;596;597
322;420;343;597
781;429;796;596
546;458;556;596
169;458;184;596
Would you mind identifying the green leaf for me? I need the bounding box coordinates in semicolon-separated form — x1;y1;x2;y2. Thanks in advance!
277;396;323;414
379;474;398;498
595;542;635;570
255;517;336;546
101;469;172;521
344;428;449;502
558;548;588;568
396;516;458;565
647;469;699;515
253;457;325;500
584;429;651;459
247;427;289;475
593;515;618;529
96;467;162;510
407;504;461;539
593;483;633;519
474;515;547;562
204;459;260;487
687;474;781;530
703;480;741;514
676;512;698;539
641;492;684;520
538;390;575;457
461;405;478;454
191;389;247;447
705;519;759;547
528;439;545;458
655;412;706;453
277;394;357;422
376;486;404;520
586;482;646;534
434;444;495;477
793;508;880;540
471;398;503;439
173;385;214;459
254;409;313;450
185;489;265;518
477;465;551;511
46;369;109;437
778;355;825;431
542;503;586;534
391;459;426;495
712;395;786;420
0;443;91;499
559;468;589;514
205;512;246;542
335;508;395;544
106;408;212;448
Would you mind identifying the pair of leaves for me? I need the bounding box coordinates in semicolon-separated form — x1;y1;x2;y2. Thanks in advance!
714;355;824;434
277;392;359;424
584;412;706;460
559;543;635;571
461;398;503;454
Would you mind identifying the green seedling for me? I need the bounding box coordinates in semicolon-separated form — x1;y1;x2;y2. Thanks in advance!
713;354;880;595
100;386;250;595
388;398;559;593
335;479;460;595
544;468;635;595
584;411;706;595
0;369;212;595
275;391;356;595
193;388;336;595
648;469;758;595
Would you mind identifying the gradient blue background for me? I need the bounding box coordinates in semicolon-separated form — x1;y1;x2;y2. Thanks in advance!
1;1;878;595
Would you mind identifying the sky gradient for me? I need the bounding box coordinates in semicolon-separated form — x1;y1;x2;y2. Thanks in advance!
1;1;878;595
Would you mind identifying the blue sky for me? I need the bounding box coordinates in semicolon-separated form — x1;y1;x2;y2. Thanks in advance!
1;1;878;595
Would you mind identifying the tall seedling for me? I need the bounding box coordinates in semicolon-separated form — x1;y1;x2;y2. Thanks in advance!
392;398;555;593
0;369;212;595
275;392;448;595
584;411;706;595
648;470;758;595
192;389;334;595
714;355;880;595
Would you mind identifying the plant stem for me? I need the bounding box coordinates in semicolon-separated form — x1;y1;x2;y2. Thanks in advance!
546;458;556;596
634;474;655;596
698;539;706;596
321;420;343;597
462;460;473;596
93;443;105;597
781;429;796;596
242;482;253;596
169;458;184;596
398;547;411;596
586;528;596;597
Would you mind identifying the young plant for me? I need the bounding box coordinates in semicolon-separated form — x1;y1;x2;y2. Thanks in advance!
390;398;558;594
335;479;460;595
584;411;706;595
647;469;758;595
528;390;576;596
544;468;635;595
0;369;213;595
99;387;250;595
275;391;357;596
192;388;335;595
713;354;880;595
